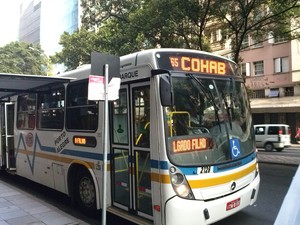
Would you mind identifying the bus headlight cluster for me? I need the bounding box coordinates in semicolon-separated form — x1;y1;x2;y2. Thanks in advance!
169;166;195;199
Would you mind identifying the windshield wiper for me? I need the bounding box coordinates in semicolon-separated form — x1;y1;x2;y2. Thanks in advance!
186;74;221;131
221;91;233;130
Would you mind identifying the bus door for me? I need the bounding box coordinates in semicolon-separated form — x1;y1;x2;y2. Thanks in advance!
111;83;152;219
0;103;6;167
4;102;16;170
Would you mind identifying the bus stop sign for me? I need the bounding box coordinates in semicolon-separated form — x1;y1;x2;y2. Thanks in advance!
91;51;120;82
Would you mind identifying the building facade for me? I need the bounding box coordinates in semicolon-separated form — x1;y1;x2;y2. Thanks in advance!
240;36;300;142
19;0;80;58
19;0;41;44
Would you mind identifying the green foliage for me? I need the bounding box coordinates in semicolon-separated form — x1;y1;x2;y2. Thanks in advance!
50;29;102;70
54;0;299;70
54;0;213;70
211;0;300;62
0;42;51;75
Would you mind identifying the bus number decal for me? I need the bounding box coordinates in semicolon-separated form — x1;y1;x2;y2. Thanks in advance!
197;166;211;174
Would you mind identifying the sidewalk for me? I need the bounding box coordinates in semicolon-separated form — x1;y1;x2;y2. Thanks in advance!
0;179;88;225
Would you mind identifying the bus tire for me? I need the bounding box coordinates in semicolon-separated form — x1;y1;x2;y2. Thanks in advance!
74;169;97;215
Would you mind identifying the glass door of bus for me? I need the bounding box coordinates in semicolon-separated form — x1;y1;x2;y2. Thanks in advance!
111;83;152;219
0;103;6;167
4;102;16;170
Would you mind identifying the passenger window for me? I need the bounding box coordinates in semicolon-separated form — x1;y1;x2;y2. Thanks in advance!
112;89;128;144
133;86;150;147
37;86;65;130
66;80;98;131
17;94;36;130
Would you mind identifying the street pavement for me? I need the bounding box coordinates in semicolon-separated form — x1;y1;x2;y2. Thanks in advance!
0;147;299;225
258;144;300;225
257;144;300;166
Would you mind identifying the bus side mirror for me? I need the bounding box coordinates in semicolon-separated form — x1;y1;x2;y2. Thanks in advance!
160;74;174;106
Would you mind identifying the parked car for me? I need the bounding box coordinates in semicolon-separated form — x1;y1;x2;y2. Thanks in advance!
254;124;291;151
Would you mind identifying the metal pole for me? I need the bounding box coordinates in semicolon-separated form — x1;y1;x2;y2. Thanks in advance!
101;64;109;225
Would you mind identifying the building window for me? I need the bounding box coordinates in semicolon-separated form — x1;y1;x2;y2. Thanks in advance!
285;87;294;96
269;88;279;97
241;35;249;49
240;63;251;77
253;61;264;76
274;35;289;43
274;57;289;73
210;29;222;43
252;35;263;48
252;90;265;98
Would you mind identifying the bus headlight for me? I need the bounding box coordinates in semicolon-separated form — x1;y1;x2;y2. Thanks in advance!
171;173;184;185
175;184;190;197
169;166;195;199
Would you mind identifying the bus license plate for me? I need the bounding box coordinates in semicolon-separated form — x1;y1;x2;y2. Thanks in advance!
226;198;241;211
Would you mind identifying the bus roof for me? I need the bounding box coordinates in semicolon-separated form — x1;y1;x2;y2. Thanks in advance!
0;73;73;100
120;48;236;70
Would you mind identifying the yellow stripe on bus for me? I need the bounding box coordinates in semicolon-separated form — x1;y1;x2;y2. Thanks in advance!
188;163;257;189
18;149;96;169
151;173;171;184
151;163;256;188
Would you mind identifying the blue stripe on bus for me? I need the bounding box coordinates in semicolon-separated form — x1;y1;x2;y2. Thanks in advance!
60;149;106;160
178;152;257;175
35;134;107;160
213;152;256;173
151;160;168;170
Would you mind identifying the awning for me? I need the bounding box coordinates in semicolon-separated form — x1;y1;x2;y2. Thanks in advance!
250;96;300;113
0;73;74;100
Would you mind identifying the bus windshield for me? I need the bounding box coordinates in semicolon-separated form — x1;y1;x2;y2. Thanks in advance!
165;73;255;166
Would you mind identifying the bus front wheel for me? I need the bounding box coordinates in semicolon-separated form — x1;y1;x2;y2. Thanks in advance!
75;169;97;215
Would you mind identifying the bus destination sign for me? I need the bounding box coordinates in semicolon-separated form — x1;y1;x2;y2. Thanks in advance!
169;56;226;75
156;52;235;76
172;137;211;154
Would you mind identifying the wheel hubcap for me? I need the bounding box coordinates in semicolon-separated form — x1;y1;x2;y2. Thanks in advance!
79;177;95;206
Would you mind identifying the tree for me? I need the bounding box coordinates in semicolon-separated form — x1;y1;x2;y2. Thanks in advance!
0;42;51;75
211;0;300;63
51;29;102;70
55;0;299;69
81;0;212;51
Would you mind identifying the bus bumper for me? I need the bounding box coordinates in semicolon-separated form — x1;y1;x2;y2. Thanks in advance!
165;175;260;225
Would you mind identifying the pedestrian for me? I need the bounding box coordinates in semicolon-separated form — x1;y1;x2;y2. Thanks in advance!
295;127;300;143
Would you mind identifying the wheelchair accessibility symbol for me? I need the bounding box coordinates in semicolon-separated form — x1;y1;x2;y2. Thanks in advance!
230;138;241;159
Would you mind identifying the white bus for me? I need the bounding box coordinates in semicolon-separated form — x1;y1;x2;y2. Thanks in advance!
0;48;260;225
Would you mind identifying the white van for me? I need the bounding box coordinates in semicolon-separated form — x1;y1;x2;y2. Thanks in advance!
254;124;291;151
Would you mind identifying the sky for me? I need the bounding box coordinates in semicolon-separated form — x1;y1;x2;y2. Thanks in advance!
0;0;20;47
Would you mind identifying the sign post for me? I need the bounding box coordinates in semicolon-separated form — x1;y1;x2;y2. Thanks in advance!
102;64;109;225
88;52;120;225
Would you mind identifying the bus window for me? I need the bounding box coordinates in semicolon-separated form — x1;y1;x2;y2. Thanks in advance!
37;86;65;130
133;86;150;147
66;80;98;131
112;89;128;144
17;94;36;130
